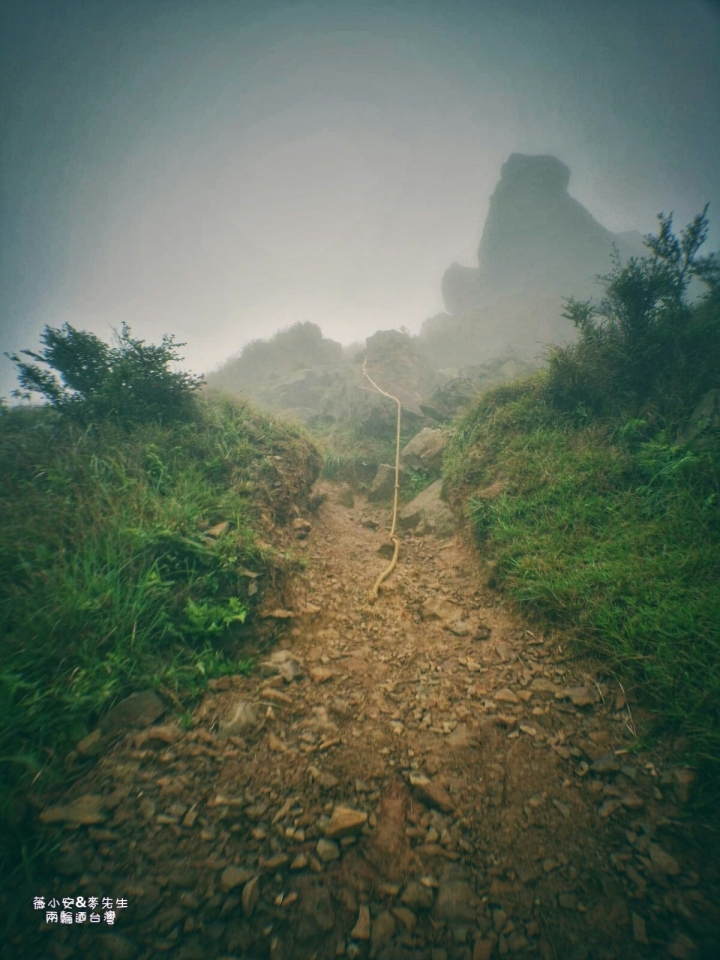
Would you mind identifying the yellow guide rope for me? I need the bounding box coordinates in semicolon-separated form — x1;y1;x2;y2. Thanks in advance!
362;359;402;601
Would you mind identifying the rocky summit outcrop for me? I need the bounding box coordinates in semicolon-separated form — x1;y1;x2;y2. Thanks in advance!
207;154;641;425
422;153;645;367
442;153;644;314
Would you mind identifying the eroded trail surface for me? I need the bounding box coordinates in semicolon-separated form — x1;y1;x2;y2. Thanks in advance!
18;484;719;960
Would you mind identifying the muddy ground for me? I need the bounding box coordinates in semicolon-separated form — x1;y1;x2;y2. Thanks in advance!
9;483;720;960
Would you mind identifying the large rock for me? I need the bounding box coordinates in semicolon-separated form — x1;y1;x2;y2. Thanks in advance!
367;463;402;502
400;428;447;476
399;480;456;537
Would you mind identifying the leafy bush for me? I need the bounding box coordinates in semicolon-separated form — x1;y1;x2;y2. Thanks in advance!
6;323;204;425
546;207;720;420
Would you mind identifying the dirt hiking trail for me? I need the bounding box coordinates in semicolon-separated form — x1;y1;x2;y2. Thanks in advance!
14;483;720;960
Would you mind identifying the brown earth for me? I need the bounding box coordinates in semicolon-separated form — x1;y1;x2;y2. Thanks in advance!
12;484;720;960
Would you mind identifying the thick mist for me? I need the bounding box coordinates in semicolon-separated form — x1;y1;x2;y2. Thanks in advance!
1;0;719;399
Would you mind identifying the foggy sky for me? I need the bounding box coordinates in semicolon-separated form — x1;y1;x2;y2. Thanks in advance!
2;0;719;398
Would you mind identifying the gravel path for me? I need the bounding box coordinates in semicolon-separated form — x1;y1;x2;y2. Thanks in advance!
15;484;719;960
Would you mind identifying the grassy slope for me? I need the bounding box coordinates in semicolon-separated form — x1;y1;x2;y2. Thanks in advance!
444;375;720;800
0;395;320;877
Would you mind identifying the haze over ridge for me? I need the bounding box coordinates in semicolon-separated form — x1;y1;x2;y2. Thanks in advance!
2;0;718;399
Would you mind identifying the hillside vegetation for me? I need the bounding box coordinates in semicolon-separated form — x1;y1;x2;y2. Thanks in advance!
1;327;320;880
445;209;720;802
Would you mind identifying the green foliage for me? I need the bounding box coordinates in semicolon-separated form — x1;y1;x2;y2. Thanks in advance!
546;207;720;420
445;208;720;807
404;467;433;500
445;369;720;807
313;417;426;488
0;394;319;880
6;323;204;425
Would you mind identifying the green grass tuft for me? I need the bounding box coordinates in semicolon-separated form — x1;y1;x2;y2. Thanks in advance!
445;378;720;802
0;395;320;880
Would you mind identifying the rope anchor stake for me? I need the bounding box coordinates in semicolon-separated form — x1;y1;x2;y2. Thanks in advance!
362;358;402;602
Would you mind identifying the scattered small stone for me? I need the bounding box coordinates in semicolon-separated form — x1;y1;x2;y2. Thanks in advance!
435;877;477;922
473;939;494;960
325;805;368;838
242;876;260;918
206;521;230;538
392;905;418;932
400;880;434;910
292;517;311;539
371;910;396;951
590;753;620;775
316;838;341;862
598;799;623;818
220;866;254;892
291;853;308;870
39;794;107;825
350;904;371;940
409;773;454;812
310;666;335;683
556;686;597;707
648;842;681;876
268;733;287;752
493;688;519;704
260;853;289;870
217;700;258;738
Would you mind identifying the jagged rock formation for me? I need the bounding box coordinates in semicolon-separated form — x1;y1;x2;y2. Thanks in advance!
443;153;644;312
422;154;645;367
